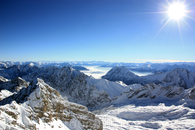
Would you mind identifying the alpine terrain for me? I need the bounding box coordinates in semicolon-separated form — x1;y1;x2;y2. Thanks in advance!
0;62;195;130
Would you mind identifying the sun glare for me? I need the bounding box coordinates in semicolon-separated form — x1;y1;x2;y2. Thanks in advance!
150;0;195;43
168;2;186;20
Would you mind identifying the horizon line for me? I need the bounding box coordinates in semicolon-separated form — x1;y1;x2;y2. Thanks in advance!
1;60;195;63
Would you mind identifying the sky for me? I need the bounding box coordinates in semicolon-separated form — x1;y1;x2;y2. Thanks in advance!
0;0;195;62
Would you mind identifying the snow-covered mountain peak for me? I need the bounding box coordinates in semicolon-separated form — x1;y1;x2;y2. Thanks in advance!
0;77;103;129
103;66;195;89
142;68;195;89
111;66;135;75
102;66;139;85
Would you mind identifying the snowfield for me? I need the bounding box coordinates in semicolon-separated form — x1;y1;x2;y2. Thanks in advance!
96;104;195;130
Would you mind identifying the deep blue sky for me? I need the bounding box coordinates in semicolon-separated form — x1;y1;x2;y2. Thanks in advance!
0;0;195;62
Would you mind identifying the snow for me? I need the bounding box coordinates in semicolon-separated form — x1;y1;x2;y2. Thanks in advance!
0;77;103;130
96;104;195;130
0;90;14;100
1;63;195;129
102;66;140;85
142;68;195;89
102;66;195;89
0;100;71;130
87;77;127;98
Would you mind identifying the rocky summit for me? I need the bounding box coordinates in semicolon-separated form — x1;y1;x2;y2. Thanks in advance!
0;77;102;130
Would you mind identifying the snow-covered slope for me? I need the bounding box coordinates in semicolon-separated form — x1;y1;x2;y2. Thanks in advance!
142;68;195;89
102;66;139;85
93;83;195;130
0;65;111;110
162;64;195;73
87;77;127;98
111;83;195;109
102;66;195;89
0;77;103;130
96;103;195;130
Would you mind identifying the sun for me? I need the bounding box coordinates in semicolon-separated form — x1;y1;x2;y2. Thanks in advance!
167;2;186;20
149;0;195;43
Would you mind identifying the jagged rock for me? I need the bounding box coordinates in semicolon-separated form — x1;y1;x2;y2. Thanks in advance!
0;65;111;110
0;78;103;130
112;83;194;106
189;88;195;100
0;77;29;93
183;86;195;100
142;68;195;89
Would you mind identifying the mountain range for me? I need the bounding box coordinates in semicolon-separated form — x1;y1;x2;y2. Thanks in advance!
0;62;195;129
1;61;195;72
102;66;195;89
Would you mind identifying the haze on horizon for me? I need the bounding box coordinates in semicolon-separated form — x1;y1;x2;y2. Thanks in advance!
0;0;195;63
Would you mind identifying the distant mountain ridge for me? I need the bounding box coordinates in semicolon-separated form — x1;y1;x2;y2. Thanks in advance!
102;66;195;89
1;61;195;72
1;62;195;129
0;61;88;71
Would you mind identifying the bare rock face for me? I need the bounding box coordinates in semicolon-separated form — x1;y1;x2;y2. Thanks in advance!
0;65;111;110
0;77;103;130
189;88;195;100
112;83;192;106
142;68;195;89
183;86;195;100
125;83;184;100
0;77;29;92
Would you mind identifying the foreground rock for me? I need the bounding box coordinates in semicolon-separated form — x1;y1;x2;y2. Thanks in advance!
0;77;102;130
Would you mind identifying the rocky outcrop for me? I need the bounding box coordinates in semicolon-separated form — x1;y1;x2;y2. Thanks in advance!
125;84;184;99
29;66;111;110
183;86;195;100
0;76;8;82
112;83;195;106
0;77;103;130
0;65;111;110
0;77;29;92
